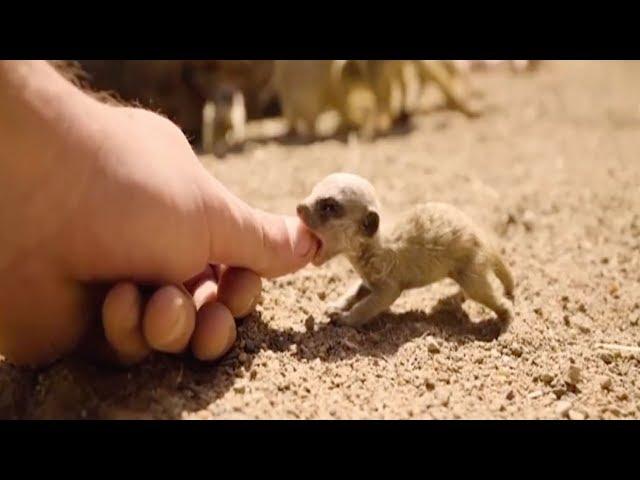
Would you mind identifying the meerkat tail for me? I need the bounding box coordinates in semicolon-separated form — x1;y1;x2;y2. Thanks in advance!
491;252;514;299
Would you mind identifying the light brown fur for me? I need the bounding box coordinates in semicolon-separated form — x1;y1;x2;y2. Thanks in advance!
297;173;514;328
272;60;377;140
360;60;480;131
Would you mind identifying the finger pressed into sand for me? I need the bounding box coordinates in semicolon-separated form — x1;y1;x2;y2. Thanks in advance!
191;302;237;361
192;277;218;310
216;267;262;318
143;285;196;353
102;282;151;363
183;265;216;292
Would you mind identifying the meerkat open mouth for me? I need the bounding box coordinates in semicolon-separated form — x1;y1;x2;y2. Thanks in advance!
305;227;326;266
311;236;326;266
296;211;326;266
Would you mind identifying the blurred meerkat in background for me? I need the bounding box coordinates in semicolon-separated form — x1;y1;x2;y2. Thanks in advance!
412;60;481;118
355;60;480;135
271;60;377;140
453;60;542;73
201;84;246;158
359;60;408;132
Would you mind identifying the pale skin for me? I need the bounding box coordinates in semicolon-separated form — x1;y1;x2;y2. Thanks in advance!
0;61;317;367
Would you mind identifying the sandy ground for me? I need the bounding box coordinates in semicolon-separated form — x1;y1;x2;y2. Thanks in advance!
2;60;640;420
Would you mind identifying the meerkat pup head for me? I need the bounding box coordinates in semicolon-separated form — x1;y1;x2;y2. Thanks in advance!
297;173;380;266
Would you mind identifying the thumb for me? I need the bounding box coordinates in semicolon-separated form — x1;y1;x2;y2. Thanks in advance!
198;173;318;278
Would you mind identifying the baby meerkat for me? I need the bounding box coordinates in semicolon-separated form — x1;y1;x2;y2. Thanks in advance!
297;173;514;328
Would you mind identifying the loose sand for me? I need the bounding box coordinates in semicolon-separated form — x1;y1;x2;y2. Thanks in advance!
1;60;639;419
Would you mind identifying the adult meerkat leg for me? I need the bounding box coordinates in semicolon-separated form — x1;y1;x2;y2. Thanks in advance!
490;252;515;300
442;60;480;99
371;71;395;132
454;268;513;325
201;100;216;154
396;66;409;114
328;281;371;313
332;284;401;327
279;99;300;137
416;60;481;118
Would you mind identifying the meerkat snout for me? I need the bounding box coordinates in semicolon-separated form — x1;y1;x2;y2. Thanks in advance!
296;203;313;226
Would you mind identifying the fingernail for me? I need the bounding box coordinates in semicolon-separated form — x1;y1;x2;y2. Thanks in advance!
165;302;188;345
192;279;218;310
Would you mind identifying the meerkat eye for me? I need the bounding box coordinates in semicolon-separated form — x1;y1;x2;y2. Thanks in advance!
317;198;343;218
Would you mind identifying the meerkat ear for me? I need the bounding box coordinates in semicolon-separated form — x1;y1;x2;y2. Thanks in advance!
362;210;380;237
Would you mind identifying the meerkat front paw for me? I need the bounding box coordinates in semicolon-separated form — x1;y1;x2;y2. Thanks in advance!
327;308;347;324
328;311;355;327
499;306;514;324
329;311;372;328
326;302;349;317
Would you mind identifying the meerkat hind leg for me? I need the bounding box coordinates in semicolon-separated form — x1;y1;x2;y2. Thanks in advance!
454;268;513;325
432;289;468;315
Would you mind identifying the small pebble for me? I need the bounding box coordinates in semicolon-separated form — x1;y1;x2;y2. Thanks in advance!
599;352;614;364
567;365;582;385
435;389;450;406
606;407;622;417
598;375;612;390
244;340;259;354
194;410;209;420
553;387;567;399
426;338;441;354
555;400;572;417
528;390;544;399
304;315;315;332
521;210;536;231
571;313;592;333
540;373;555;384
568;409;586;420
